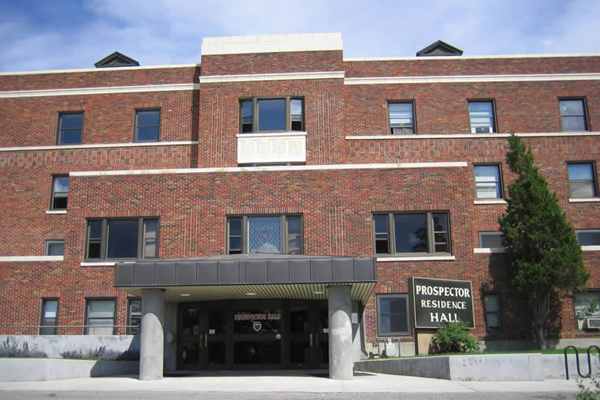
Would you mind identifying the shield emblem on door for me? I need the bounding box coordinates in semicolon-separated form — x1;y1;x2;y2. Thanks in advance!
252;321;262;332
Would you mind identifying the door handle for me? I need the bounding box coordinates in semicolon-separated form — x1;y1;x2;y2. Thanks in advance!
205;334;208;347
309;333;313;347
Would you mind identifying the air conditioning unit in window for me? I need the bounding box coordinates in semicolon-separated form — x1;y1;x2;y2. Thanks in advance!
584;317;600;330
475;126;491;133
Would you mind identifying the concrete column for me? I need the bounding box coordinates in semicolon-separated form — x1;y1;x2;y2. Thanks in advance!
139;288;165;380
328;285;353;380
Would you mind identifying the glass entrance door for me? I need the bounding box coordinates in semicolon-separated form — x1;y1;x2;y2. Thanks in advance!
232;305;283;368
288;302;329;369
179;305;227;369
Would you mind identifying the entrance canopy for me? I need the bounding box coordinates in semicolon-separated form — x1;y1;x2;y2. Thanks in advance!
114;254;377;302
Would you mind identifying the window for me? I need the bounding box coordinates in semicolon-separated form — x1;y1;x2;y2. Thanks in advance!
560;99;588;132
568;162;597;198
478;232;504;249
373;212;450;255
86;218;158;260
388;102;415;134
40;299;58;335
127;298;142;335
239;97;303;133
576;230;600;246
468;101;496;133
57;113;83;144
574;292;600;320
227;215;302;254
377;294;411;336
134;109;160;142
45;240;64;256
50;176;69;210
85;299;116;335
474;165;502;199
484;294;501;331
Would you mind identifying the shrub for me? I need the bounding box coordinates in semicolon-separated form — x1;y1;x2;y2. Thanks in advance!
0;337;48;358
61;346;139;361
575;376;600;400
430;321;480;354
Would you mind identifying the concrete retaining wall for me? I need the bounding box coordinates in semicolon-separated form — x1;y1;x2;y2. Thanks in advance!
0;358;138;382
355;353;600;381
0;335;139;358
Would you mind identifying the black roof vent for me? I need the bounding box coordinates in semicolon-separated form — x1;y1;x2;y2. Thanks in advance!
94;52;140;68
416;40;463;57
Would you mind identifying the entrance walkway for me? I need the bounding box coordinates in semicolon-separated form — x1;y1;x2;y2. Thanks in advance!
0;370;581;395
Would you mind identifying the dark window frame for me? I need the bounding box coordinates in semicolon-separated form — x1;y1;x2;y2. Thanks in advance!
575;229;600;246
56;112;84;145
84;298;116;335
127;297;142;335
478;231;504;249
239;97;304;133
85;217;159;261
484;293;501;331
45;240;65;256
226;214;303;255
468;100;497;134
39;298;59;335
559;97;589;132
372;211;451;256
134;109;161;142
567;161;598;199
50;175;69;210
473;164;503;199
376;293;412;336
388;100;416;135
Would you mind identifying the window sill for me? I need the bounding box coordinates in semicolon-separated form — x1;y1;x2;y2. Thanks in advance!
569;198;600;203
376;255;455;262
46;210;67;215
583;246;600;252
474;248;506;254
474;199;507;205
80;261;117;267
0;256;63;262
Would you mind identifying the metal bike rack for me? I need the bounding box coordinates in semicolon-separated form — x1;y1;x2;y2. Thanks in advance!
564;345;600;380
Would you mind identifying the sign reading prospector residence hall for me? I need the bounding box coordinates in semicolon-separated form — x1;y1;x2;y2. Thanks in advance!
412;277;475;329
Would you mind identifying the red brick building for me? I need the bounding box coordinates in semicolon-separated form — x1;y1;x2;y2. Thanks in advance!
0;33;599;379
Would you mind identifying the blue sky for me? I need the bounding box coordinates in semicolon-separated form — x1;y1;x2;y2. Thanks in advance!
1;0;599;72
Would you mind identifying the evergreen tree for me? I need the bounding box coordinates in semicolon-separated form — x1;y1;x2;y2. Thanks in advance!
498;134;588;349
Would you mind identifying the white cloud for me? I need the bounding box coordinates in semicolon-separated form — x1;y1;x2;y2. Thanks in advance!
1;0;600;72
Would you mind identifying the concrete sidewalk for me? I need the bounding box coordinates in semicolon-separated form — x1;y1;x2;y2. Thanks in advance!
0;371;584;394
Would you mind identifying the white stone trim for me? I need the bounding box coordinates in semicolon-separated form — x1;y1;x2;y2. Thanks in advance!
0;64;199;76
474;248;506;254
0;141;198;153
569;198;600;203
474;199;507;205
45;210;67;215
0;83;199;99
201;33;343;55
0;256;63;262
200;71;345;84
80;262;117;267
70;161;468;177
344;53;600;61
583;246;600;252
377;255;456;262
344;73;600;85
346;132;600;140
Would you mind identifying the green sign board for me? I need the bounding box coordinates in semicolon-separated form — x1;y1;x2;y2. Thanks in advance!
412;277;475;329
